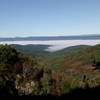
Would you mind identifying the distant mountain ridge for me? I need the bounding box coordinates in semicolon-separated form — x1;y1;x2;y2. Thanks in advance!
0;35;100;41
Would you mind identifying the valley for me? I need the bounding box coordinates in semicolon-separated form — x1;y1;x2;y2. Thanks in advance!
0;43;100;96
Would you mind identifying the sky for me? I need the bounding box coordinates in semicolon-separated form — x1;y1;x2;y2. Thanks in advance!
0;0;100;37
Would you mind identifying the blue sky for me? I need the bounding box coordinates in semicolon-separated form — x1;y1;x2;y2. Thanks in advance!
0;0;100;37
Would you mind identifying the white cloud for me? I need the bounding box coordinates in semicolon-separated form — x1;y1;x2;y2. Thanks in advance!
0;40;100;52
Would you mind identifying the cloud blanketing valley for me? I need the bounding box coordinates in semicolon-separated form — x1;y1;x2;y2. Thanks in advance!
0;40;100;52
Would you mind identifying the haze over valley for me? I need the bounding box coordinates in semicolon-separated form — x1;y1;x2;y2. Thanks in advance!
0;35;100;52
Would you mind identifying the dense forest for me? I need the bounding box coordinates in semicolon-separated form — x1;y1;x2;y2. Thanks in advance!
0;44;100;96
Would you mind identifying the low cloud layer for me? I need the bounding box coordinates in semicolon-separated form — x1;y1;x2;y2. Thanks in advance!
0;40;100;52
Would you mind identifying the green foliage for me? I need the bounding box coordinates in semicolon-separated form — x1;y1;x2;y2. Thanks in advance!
0;45;19;63
0;44;100;96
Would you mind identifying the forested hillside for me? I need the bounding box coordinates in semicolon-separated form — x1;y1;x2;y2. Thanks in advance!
0;44;100;96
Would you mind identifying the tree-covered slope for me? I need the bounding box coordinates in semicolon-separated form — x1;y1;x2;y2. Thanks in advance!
62;44;100;69
54;44;100;89
0;44;100;96
11;44;50;58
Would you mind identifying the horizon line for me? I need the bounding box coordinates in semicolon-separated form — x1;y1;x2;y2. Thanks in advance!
0;34;100;38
